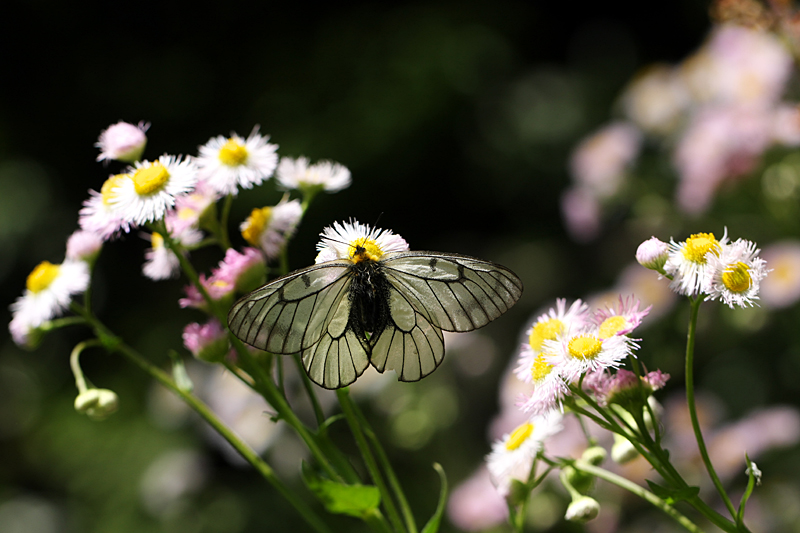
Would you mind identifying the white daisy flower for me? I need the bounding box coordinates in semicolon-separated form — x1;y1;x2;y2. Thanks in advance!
111;155;199;225
240;199;303;260
664;230;728;296
591;295;651;339
486;411;563;496
196;127;278;196
315;220;409;264
517;349;570;415
704;238;768;308
9;260;90;345
79;173;135;240
545;328;634;383
514;298;589;382
96;121;149;163
277;156;351;194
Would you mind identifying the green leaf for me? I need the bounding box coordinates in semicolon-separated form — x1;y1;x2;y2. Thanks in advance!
507;479;530;507
301;461;380;518
421;463;448;533
646;480;699;505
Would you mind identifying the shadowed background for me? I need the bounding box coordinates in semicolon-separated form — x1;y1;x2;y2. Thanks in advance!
3;2;799;532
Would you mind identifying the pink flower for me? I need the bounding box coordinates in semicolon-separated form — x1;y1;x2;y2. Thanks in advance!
591;295;651;339
674;105;772;214
96;121;149;163
65;230;103;262
179;274;235;310
214;247;266;293
447;467;508;531
183;319;229;363
561;186;601;243
570;121;642;199
759;240;800;309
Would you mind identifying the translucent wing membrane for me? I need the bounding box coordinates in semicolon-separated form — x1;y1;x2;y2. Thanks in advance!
380;252;523;332
370;284;445;381
228;261;353;353
228;250;523;389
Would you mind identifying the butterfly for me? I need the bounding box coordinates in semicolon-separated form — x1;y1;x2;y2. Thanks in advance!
228;221;523;389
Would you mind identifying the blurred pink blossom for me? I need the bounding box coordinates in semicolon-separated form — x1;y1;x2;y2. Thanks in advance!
447;466;508;531
561;186;601;242
760;240;800;309
570;122;642;199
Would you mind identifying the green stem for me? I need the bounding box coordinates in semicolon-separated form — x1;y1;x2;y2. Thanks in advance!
219;194;233;250
685;297;737;519
70;340;102;393
74;309;331;533
337;388;405;533
351;396;418;533
292;355;326;427
570;460;703;533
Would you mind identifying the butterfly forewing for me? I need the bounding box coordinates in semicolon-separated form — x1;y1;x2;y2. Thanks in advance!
227;261;352;353
380;252;523;333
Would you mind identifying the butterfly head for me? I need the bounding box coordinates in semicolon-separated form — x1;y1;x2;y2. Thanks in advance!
348;237;384;264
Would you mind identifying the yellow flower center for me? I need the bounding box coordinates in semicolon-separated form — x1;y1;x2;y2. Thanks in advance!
505;422;534;451
27;261;60;293
568;335;602;360
132;162;171;196
177;207;197;220
218;138;249;166
682;232;720;264
529;318;564;350
101;174;131;206
722;261;752;293
531;352;554;382
242;207;271;246
598;316;626;339
348;237;383;263
151;232;164;249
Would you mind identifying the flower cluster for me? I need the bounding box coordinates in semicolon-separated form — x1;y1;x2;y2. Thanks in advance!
639;230;769;308
9;121;351;359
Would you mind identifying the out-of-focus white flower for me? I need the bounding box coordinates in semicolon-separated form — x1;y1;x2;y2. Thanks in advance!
165;180;220;237
9;260;90;346
621;64;692;135
704;238;768;308
486;411;563;496
560;186;601;243
674;106;772;214
196;128;278;196
664;230;728;296
79;174;135;240
759;240;800;309
277;156;351;194
240;199;303;260
314;219;409;264
111;155;198;225
96;121;149;163
142;232;180;281
570;122;642;199
684;24;792;108
771;104;800;146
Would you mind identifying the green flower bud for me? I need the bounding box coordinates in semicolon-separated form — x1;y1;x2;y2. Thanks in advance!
565;495;600;523
74;388;119;421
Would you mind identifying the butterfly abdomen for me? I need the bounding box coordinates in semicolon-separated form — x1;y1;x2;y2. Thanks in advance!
349;261;391;341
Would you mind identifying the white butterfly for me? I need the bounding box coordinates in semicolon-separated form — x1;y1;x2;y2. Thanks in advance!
228;221;523;389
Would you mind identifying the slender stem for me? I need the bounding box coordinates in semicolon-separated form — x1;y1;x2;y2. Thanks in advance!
70;340;102;393
74;308;331;533
292;355;326;427
337;388;405;533
685;297;737;518
351;396;418;533
570;460;703;533
219;194;233;250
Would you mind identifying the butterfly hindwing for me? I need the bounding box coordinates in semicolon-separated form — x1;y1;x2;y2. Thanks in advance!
370;283;445;382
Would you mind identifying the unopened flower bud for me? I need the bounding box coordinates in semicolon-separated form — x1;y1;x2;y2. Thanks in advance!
96;121;149;163
611;433;639;464
636;237;669;274
74;388;119;421
565;495;600;523
581;445;607;466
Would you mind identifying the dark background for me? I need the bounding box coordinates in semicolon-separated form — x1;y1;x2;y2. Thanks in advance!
5;2;796;533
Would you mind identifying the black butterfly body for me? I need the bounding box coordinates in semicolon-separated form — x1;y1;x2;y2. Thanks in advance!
228;249;523;389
